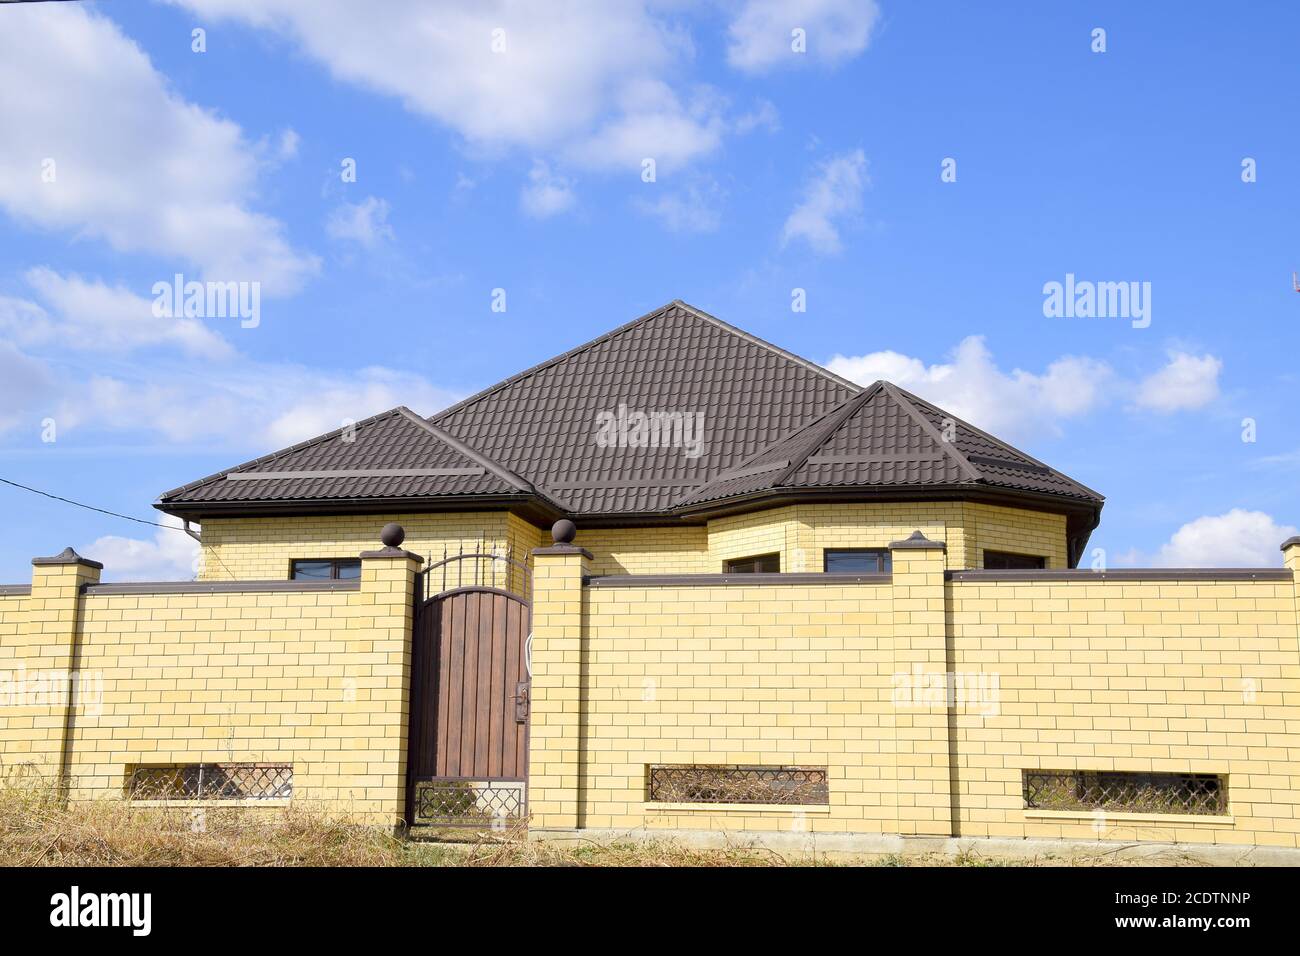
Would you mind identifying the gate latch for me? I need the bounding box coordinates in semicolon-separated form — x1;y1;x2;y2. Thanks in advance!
513;681;530;723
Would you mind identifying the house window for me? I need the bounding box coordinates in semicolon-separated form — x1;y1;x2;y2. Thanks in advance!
1023;770;1225;816
291;558;362;580
983;550;1046;570
824;548;891;573
723;552;780;573
129;763;293;801
648;765;828;805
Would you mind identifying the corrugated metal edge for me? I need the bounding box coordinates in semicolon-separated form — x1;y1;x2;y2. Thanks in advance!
585;572;892;587
84;580;363;595
946;569;1291;582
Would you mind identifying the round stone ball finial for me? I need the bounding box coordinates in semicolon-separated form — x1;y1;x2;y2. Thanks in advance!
380;523;406;548
551;518;577;545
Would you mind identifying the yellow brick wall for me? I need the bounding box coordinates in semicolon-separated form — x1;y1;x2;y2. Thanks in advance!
528;554;1300;847
947;576;1300;847
0;591;36;781
199;511;524;582
961;502;1067;569
0;554;418;823
533;579;899;833
193;500;1072;582
574;526;710;575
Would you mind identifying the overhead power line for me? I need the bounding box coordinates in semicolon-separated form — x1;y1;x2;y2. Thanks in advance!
0;476;176;530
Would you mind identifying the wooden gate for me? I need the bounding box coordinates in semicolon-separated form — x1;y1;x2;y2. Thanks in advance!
406;555;532;829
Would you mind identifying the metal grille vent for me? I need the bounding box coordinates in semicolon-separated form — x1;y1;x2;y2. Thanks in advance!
1023;770;1225;816
129;764;293;801
648;765;829;805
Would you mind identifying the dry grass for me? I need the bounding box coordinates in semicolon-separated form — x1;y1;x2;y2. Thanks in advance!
0;784;407;867
1;785;1158;867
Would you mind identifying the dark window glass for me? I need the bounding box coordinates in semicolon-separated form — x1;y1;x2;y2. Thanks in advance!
723;553;780;574
291;559;361;580
291;560;333;580
823;549;891;573
983;550;1046;570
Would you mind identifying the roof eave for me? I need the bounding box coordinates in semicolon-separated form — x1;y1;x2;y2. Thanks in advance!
672;483;1103;522
154;492;566;527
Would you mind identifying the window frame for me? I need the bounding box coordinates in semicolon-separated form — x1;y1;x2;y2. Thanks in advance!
290;558;362;581
722;552;781;574
822;548;892;573
982;549;1047;571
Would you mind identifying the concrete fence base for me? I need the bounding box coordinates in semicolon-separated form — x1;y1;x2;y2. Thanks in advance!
529;826;1300;866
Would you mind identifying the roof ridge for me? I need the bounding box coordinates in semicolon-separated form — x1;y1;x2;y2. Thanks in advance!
671;300;862;392
428;299;859;428
889;384;1105;500
394;408;552;500
769;383;882;486
670;383;884;508
157;406;409;501
427;300;682;426
880;382;984;483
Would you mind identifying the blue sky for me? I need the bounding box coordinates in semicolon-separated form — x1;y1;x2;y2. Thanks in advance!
0;0;1297;580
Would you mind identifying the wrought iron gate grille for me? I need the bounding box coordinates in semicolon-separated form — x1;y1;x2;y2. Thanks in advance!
648;765;829;805
1022;770;1225;815
129;763;293;800
411;779;525;827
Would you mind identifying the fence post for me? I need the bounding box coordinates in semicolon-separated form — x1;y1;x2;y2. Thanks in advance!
1283;536;1300;628
887;531;953;837
21;548;101;792
527;519;591;833
357;523;423;827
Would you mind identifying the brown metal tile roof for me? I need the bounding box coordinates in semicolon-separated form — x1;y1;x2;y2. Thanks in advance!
158;407;549;505
676;381;1102;509
158;300;1102;522
426;300;858;514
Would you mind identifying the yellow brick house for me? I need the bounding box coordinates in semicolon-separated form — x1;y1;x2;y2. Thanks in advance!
2;300;1297;852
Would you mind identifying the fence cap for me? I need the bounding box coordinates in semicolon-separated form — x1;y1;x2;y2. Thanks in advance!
32;547;104;570
888;530;946;551
1282;536;1300;552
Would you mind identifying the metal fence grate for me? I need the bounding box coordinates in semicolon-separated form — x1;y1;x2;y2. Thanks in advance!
1023;770;1225;816
412;780;525;827
129;763;293;801
648;765;829;805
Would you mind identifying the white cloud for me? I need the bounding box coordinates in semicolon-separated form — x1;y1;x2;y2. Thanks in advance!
326;196;395;247
80;513;201;583
520;162;576;218
733;98;781;134
0;341;55;434
1138;510;1298;568
826;336;1113;440
1134;351;1222;413
782;149;868;254
0;4;317;294
53;363;460;449
633;179;723;233
0;268;233;358
169;0;725;173
276;128;301;161
728;0;880;72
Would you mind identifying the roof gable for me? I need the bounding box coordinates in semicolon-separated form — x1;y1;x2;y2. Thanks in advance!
676;382;1103;509
158;407;541;505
